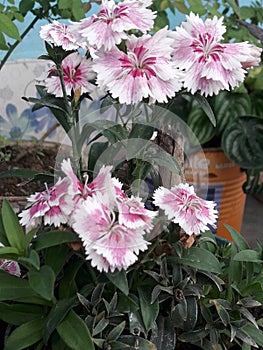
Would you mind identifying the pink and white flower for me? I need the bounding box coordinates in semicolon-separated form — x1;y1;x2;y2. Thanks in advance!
40;20;79;51
0;244;21;277
118;196;156;232
73;194;149;272
44;52;95;97
70;0;156;51
19;178;73;229
0;259;21;277
93;28;183;104
153;183;218;235
171;12;262;96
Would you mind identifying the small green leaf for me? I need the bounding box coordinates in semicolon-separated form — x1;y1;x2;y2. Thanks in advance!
44;297;79;344
180;247;222;274
18;249;40;270
0;246;19;259
57;310;95;350
211;300;230;326
225;224;249;250
192;93;216;126
0;13;20;40
2;199;25;252
33;230;79;251
0;31;8;50
29;265;56;301
4;318;45;350
72;0;85;20
19;0;34;14
138;288;159;332
106;270;129;296
108;321;126;341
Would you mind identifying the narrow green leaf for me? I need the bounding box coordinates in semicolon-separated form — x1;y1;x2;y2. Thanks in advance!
33;230;79;251
108;321;126;341
242;323;263;347
57;310;95;350
44;297;79;344
116;335;157;349
192;93;216;126
138;288;159;332
0;213;9;246
0;13;20;40
211;300;230;326
106;270;129;296
0;302;43;325
4;318;45;350
2;199;25;252
151;315;176;350
225;224;249;250
29;265;56;301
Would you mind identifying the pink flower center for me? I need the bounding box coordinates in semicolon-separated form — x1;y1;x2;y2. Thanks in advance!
63;64;82;83
119;46;156;78
96;4;128;24
191;32;223;63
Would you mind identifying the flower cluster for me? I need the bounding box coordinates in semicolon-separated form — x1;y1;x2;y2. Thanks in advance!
19;159;217;272
39;1;261;102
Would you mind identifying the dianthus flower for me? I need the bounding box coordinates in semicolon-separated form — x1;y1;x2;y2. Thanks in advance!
44;52;95;97
70;0;156;51
40;20;79;51
72;194;150;272
171;12;262;96
93;28;183;104
153;183;218;235
19;178;73;229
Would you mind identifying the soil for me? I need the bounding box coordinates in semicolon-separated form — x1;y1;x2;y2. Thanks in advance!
0;141;59;197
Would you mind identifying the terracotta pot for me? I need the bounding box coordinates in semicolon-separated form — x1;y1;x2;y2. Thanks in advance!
185;148;246;241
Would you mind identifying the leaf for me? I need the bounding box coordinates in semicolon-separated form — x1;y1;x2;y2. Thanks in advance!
106;270;129;296
0;213;9;246
19;0;35;15
224;224;249;250
114;335;157;349
188;0;206;15
108;321;126;341
242;324;263;347
214;92;251;135
45;244;70;276
4;318;45;350
210;300;230;326
33;230;79;251
57;310;95;350
233;250;262;263
0;13;20;40
2;199;25;252
0;246;19;259
150;315;176;350
0;270;50;305
192;93;216;126
29;265;56;301
88;142;108;175
44;297;79;344
0;302;43;325
144;145;180;174
179;247;222;274
18;249;40;270
0;31;8;50
222;116;263;169
187;106;216;145
138;288;159;332
59;259;83;299
72;0;85;20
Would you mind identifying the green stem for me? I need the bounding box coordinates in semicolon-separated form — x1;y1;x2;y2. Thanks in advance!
57;63;82;180
0;16;39;71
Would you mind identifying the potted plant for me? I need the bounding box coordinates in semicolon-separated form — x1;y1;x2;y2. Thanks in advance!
0;1;262;349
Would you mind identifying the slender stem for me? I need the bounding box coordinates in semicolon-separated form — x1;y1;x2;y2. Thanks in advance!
0;16;39;71
57;63;82;179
